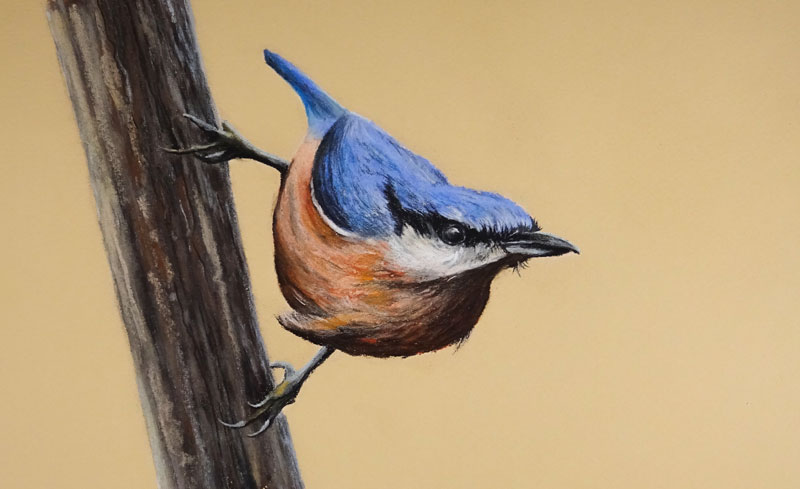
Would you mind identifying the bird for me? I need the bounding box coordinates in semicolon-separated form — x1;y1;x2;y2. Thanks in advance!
168;50;578;435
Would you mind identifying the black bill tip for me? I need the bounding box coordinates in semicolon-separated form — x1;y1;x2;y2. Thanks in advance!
502;231;579;257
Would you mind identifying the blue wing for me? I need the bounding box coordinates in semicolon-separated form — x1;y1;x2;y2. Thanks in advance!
312;114;446;236
312;114;535;238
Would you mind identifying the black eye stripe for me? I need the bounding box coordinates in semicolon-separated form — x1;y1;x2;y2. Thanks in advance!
384;184;538;244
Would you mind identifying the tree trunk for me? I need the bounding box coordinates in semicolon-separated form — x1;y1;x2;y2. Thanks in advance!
46;1;304;488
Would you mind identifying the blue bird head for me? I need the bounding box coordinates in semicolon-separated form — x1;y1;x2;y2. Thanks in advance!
264;50;577;278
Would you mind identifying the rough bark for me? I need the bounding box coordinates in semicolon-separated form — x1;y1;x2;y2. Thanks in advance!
46;1;304;488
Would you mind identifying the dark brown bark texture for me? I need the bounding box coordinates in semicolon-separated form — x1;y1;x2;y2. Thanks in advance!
46;1;304;488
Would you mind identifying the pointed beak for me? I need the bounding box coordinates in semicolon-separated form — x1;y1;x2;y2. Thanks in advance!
502;231;579;257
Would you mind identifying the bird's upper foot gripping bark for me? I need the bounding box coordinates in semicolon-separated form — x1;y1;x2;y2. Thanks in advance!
166;114;289;173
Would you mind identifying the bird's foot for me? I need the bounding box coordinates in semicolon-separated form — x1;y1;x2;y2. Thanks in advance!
220;347;334;436
165;114;252;163
165;114;288;171
220;362;303;437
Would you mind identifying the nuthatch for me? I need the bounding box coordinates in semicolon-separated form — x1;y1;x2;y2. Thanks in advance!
170;50;577;435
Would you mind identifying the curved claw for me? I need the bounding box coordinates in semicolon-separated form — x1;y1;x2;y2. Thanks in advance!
270;361;296;376
247;396;272;409
224;380;298;432
196;149;234;164
218;418;249;429
247;418;272;437
219;404;273;429
221;398;284;434
163;145;233;164
162;142;222;155
182;113;220;133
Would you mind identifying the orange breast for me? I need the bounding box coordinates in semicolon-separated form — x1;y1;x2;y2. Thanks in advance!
273;138;388;314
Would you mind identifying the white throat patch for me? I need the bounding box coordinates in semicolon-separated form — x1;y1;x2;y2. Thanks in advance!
384;225;506;280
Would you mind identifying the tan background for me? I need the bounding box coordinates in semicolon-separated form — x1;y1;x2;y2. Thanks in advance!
2;0;800;487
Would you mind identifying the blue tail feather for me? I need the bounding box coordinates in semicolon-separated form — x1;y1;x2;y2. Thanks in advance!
264;50;345;137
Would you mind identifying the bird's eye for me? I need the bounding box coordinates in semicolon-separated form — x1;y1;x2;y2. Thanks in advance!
440;224;466;245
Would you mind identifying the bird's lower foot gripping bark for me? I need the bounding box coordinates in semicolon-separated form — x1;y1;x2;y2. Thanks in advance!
165;113;289;172
221;346;335;436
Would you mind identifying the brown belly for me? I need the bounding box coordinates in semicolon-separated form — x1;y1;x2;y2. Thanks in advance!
272;139;496;357
277;270;494;357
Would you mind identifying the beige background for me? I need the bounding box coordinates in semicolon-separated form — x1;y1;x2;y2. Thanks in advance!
2;1;800;487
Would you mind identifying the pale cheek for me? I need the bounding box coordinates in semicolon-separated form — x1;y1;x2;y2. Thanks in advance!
385;229;505;279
